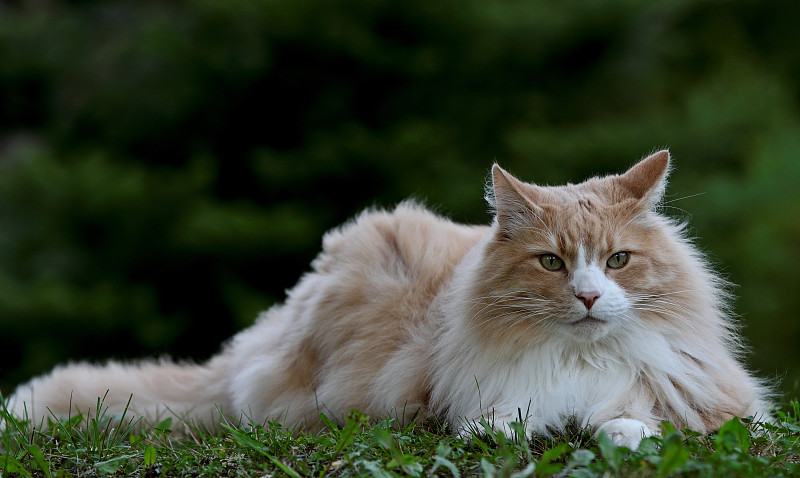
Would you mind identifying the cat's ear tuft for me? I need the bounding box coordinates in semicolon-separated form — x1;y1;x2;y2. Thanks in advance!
487;164;539;237
618;150;671;207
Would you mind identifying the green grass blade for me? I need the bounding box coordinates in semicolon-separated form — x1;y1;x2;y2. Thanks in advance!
1;455;33;478
25;444;51;478
266;454;303;478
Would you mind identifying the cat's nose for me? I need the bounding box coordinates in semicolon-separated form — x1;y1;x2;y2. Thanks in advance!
576;290;602;310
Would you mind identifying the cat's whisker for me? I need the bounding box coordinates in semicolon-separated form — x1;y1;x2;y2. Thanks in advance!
649;297;692;307
628;289;699;299
612;209;649;240
632;299;690;310
467;292;557;319
493;314;557;336
519;225;554;241
468;306;553;323
663;192;706;204
642;298;696;314
657;204;690;216
630;306;689;321
465;307;557;333
469;289;550;303
526;209;560;244
468;293;552;306
467;291;530;317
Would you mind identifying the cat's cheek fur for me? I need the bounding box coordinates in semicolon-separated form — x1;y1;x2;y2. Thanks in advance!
597;418;653;450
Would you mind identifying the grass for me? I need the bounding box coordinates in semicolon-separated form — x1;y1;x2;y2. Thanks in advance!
1;396;799;477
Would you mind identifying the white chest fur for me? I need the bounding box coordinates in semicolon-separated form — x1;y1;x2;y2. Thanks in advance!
437;338;639;435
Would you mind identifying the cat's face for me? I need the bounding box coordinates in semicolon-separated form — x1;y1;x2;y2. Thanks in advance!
470;151;678;346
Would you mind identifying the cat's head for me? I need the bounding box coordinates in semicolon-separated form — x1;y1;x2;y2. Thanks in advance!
470;151;712;348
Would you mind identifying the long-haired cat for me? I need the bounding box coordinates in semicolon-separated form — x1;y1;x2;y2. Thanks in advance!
7;150;770;449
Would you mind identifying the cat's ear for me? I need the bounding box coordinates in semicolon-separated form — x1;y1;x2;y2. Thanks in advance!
617;150;671;207
488;164;542;237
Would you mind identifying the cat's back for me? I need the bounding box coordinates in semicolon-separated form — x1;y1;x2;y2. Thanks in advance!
313;201;488;308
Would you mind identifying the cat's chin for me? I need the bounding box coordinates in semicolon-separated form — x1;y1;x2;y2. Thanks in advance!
564;315;611;341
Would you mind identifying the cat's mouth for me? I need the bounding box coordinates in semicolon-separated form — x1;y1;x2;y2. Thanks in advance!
571;315;607;326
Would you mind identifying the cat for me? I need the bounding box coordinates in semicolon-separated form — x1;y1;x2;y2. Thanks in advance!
7;150;770;449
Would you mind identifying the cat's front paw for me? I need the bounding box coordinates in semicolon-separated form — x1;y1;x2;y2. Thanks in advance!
596;418;652;450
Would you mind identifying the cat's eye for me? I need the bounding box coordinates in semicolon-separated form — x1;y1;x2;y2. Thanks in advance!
607;251;629;269
539;254;564;271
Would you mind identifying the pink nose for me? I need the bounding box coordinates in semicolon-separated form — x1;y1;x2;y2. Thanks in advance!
576;290;602;310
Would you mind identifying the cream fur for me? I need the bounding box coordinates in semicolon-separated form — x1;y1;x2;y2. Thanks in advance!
7;150;771;449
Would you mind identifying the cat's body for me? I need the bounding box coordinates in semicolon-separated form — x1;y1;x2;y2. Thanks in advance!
8;151;770;449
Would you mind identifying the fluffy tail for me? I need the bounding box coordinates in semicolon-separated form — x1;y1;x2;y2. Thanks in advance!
7;358;231;430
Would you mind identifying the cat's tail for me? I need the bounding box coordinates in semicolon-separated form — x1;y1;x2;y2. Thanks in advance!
6;357;232;430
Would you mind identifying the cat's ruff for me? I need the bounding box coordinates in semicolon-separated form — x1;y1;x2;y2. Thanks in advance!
8;150;770;449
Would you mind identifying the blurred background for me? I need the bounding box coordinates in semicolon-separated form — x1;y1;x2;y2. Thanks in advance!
0;0;798;398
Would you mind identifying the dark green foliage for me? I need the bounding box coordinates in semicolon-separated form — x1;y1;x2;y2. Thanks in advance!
0;0;798;396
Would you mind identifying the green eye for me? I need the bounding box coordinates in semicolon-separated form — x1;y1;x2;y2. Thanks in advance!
607;251;629;269
540;254;564;271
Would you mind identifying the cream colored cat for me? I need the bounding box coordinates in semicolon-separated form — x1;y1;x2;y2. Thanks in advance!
8;150;770;449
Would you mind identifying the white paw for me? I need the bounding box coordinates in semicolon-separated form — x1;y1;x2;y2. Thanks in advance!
597;418;652;450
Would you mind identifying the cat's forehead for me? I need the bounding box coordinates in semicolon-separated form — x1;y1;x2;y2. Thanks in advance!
533;175;616;202
525;177;624;215
522;180;639;257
